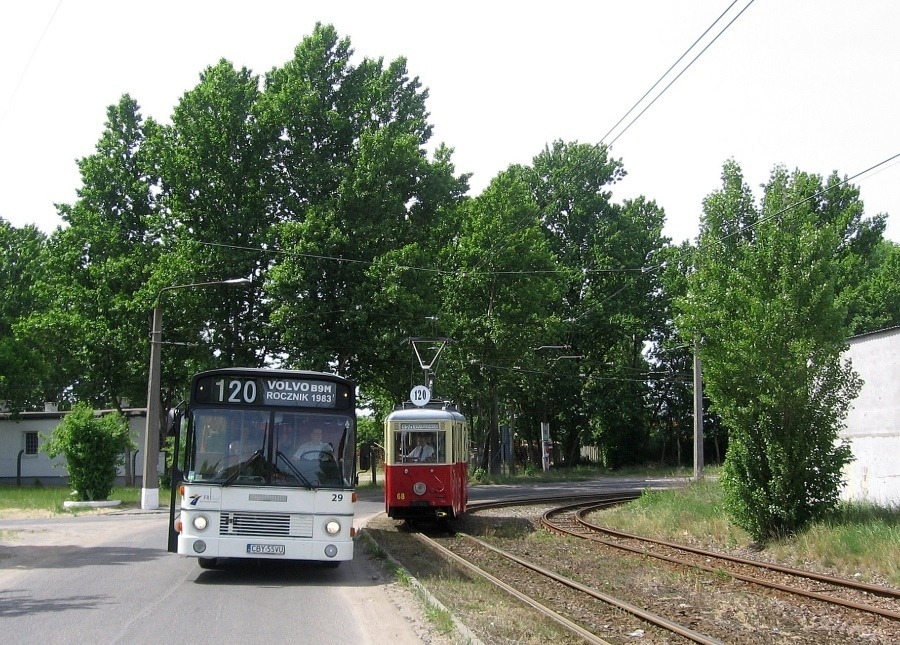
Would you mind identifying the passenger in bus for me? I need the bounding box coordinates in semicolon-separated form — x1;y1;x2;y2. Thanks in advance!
408;435;434;462
294;427;333;460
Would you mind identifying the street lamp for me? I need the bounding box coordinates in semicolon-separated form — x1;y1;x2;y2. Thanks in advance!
140;277;251;509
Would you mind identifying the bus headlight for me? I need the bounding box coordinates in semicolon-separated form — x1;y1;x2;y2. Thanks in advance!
325;520;341;535
192;515;209;531
413;482;427;495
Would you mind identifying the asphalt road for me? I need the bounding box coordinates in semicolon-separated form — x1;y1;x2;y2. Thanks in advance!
0;495;434;645
0;476;681;644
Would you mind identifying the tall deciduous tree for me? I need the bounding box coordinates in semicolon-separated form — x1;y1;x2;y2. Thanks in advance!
844;239;900;334
21;95;158;409
150;58;271;402
439;170;561;472
521;141;667;467
680;160;868;541
0;219;48;410
263;24;467;383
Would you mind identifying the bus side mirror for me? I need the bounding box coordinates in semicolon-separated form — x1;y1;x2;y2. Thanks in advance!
168;410;183;435
358;441;372;472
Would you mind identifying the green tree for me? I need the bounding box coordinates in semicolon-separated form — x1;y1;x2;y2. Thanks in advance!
19;95;158;409
680;160;867;541
263;24;467;385
521;141;667;467
42;403;136;501
844;239;900;334
439;170;562;472
0;220;48;410
150;58;272;399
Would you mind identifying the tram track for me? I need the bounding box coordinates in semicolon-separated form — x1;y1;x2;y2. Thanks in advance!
542;501;900;622
419;527;722;644
367;491;899;643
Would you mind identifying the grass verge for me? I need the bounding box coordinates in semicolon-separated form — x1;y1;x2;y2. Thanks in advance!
591;478;900;586
0;484;169;516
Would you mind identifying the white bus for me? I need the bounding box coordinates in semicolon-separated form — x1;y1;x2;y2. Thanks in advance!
167;368;358;569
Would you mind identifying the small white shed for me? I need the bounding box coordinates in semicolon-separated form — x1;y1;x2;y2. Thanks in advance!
840;327;900;508
0;407;148;485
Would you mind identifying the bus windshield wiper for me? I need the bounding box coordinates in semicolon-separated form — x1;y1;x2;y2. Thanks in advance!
276;450;313;490
221;450;263;486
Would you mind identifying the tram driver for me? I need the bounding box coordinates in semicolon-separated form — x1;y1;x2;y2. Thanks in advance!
408;434;435;462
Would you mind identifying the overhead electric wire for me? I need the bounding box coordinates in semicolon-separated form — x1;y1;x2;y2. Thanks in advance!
195;239;653;277
0;0;64;129
459;2;757;288
600;0;742;145
605;0;757;147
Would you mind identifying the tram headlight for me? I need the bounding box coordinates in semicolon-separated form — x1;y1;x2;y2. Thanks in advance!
413;481;427;495
192;515;209;531
325;519;341;535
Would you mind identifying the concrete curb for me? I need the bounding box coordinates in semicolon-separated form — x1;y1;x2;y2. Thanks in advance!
359;527;485;645
62;499;122;509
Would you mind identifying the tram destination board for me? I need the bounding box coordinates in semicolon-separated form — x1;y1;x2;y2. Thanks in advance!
193;374;348;409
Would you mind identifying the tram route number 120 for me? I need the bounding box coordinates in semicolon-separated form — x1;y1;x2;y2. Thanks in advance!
215;378;258;404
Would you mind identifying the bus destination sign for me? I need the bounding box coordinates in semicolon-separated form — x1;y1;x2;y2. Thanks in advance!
196;376;340;408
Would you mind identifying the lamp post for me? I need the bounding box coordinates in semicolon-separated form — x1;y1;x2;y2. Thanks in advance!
140;278;251;510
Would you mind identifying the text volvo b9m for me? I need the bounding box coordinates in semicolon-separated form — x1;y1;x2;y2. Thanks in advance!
167;368;358;569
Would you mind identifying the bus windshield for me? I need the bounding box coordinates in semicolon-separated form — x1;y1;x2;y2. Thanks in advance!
187;408;355;488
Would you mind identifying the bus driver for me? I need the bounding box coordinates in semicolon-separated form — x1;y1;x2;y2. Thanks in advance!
294;427;333;460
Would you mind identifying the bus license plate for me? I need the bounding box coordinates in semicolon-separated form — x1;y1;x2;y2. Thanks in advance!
247;543;285;555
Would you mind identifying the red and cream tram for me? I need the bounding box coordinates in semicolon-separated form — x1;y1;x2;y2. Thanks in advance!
383;399;468;521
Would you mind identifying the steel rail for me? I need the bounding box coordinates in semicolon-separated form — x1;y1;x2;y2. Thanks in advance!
576;505;900;600
410;531;614;645
541;503;900;622
455;531;724;645
467;491;639;514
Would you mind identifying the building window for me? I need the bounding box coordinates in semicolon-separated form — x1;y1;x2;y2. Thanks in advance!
24;431;39;455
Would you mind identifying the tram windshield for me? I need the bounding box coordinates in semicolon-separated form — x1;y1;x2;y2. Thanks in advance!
187;408;355;488
395;430;444;463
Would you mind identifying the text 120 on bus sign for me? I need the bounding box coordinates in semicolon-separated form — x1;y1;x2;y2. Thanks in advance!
205;377;337;407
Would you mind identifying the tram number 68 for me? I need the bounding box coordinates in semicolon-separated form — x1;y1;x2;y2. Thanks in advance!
395;492;406;500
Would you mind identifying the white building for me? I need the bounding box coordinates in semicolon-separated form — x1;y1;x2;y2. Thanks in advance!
840;326;900;508
0;406;149;485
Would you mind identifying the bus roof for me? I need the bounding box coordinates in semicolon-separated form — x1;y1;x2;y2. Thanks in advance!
192;367;354;386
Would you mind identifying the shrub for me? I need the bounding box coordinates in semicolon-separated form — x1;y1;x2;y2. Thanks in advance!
41;403;136;501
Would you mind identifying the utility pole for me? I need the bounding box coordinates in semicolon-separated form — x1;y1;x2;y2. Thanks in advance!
140;278;251;509
693;338;704;481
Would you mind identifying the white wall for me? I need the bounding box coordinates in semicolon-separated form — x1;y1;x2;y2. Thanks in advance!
0;409;148;484
840;327;900;508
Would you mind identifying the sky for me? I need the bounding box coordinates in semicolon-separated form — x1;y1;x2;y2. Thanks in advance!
1;0;898;244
